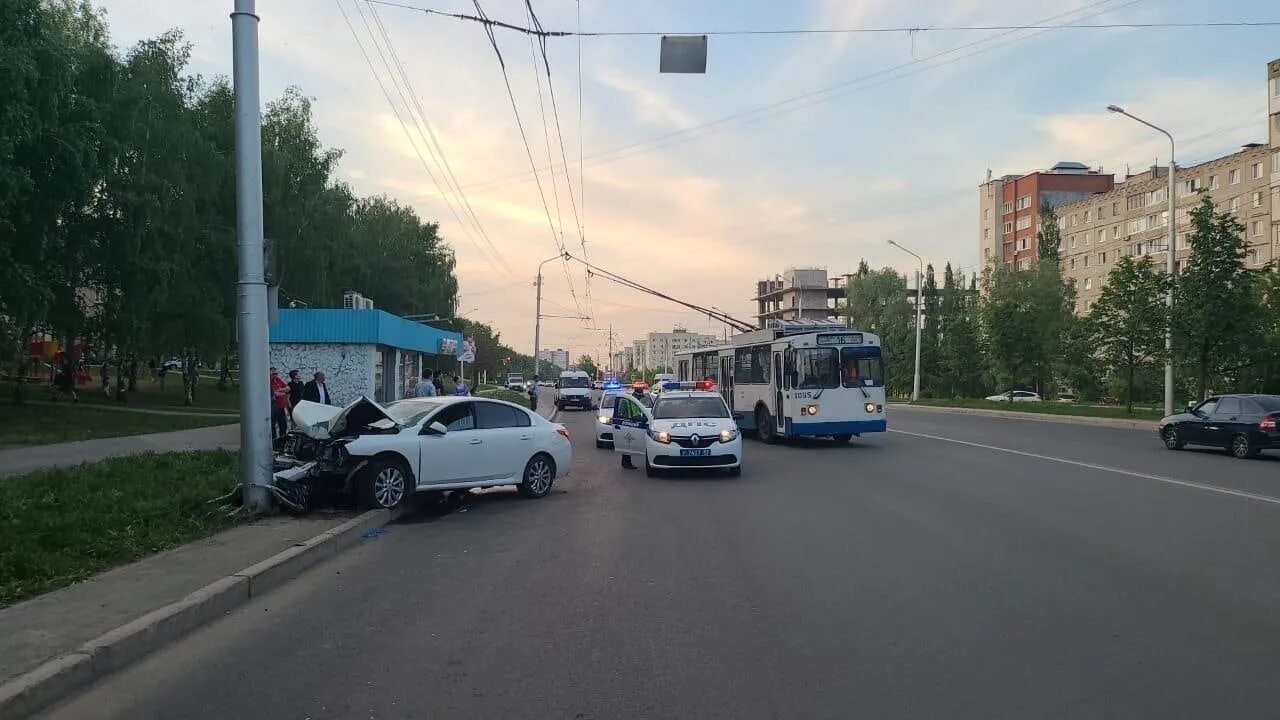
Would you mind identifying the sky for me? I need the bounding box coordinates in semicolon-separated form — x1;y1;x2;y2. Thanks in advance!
92;0;1279;365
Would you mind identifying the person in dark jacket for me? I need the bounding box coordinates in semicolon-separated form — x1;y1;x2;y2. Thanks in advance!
301;371;333;405
287;370;305;407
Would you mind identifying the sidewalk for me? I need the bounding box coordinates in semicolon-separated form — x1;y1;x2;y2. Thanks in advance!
0;424;239;478
25;400;237;418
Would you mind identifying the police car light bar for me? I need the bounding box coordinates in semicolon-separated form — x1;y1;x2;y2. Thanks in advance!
663;380;717;391
603;379;623;390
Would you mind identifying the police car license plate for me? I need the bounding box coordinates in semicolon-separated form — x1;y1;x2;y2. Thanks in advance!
679;448;711;457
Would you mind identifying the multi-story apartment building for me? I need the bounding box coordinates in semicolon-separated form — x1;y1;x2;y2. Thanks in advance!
609;346;634;374
1059;145;1276;313
536;348;570;371
979;163;1115;270
630;328;717;371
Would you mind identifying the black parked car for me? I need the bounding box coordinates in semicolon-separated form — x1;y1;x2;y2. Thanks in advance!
1158;394;1280;459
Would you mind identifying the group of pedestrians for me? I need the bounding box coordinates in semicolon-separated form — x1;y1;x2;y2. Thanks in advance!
406;368;472;398
270;368;333;440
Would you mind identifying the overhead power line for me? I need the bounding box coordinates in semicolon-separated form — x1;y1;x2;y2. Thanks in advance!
469;0;587;320
363;1;512;274
408;0;1144;201
335;0;512;277
369;0;1279;37
561;252;755;332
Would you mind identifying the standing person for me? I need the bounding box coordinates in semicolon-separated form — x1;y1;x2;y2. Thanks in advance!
432;369;445;396
127;354;139;392
419;369;437;397
527;381;538;412
157;363;167;392
302;371;333;405
269;367;289;439
452;374;469;396
147;358;157;382
287;370;305;408
405;376;419;398
101;363;111;396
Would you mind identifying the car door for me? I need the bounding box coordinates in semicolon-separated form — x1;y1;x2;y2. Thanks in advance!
473;401;529;482
419;401;485;485
612;396;648;456
1204;397;1243;448
1180;397;1219;445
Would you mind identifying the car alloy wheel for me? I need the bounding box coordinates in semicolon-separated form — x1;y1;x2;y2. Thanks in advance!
519;454;555;498
1231;433;1258;459
1162;427;1184;450
372;466;407;508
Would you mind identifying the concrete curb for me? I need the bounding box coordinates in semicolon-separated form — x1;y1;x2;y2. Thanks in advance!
0;508;397;719
890;402;1159;430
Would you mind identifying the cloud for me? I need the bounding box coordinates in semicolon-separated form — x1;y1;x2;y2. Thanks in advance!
593;67;700;129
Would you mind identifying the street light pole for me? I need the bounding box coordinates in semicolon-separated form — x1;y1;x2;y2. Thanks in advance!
231;0;271;513
888;240;923;402
533;253;566;382
1107;105;1176;416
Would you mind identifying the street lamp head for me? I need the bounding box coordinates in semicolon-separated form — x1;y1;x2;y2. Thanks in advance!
1106;104;1124;114
886;239;897;247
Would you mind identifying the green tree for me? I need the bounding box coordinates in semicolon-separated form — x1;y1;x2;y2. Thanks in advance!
981;264;1037;392
1248;269;1280;393
1037;204;1062;262
1028;205;1075;393
847;265;914;397
576;354;599;378
937;263;985;397
1087;256;1170;412
1173;193;1257;400
920;264;941;396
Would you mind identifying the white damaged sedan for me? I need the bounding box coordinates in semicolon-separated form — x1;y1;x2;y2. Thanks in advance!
273;396;572;510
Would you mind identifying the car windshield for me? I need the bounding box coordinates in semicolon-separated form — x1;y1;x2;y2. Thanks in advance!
560;377;591;388
841;347;884;388
653;396;730;419
383;399;442;427
794;348;839;389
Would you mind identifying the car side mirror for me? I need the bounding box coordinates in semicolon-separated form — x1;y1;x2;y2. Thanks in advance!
423;421;448;436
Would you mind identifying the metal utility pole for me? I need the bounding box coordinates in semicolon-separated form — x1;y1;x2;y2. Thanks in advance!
1107;105;1176;416
231;0;271;513
533;253;566;382
888;240;924;402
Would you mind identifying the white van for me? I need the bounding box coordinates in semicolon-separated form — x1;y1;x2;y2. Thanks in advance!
555;370;594;410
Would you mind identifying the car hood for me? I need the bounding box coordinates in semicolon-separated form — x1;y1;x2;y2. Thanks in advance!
1160;412;1198;425
291;397;396;439
650;417;736;435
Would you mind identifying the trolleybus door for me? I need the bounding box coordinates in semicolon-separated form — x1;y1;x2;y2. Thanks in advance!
773;350;785;434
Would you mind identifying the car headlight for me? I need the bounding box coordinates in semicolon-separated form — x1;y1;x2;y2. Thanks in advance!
650;429;670;443
864;402;876;413
598;415;610;425
719;428;738;442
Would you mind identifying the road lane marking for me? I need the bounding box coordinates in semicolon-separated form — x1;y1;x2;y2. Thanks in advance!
888;428;1280;507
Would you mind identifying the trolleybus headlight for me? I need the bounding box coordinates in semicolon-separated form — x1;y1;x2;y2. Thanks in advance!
650;429;670;443
801;404;818;415
864;402;876;413
719;428;738;442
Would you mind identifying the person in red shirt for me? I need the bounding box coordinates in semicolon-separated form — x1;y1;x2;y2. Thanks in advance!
270;367;290;440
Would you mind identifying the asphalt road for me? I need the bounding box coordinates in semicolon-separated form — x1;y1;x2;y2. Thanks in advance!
48;403;1280;719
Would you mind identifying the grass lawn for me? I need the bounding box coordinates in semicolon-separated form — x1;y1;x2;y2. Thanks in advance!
3;377;241;412
0;450;244;607
477;388;532;408
910;397;1164;421
0;402;235;448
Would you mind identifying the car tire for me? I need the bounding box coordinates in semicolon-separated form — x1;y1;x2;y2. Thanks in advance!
726;465;741;477
358;457;412;510
517;453;555;498
832;433;853;444
1161;426;1185;450
756;407;777;445
1230;433;1259;459
644;456;657;477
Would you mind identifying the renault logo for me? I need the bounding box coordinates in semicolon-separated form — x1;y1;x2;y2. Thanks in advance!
690;434;700;444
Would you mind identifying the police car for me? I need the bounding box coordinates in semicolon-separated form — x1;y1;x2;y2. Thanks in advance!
596;381;651;448
612;381;742;476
